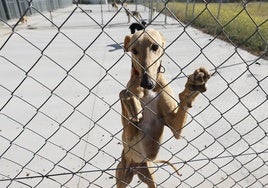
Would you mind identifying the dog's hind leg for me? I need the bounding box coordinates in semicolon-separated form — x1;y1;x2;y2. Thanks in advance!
137;162;156;188
116;151;135;188
137;13;142;21
127;15;130;23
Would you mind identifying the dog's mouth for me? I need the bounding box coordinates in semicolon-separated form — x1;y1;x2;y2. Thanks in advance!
140;73;156;90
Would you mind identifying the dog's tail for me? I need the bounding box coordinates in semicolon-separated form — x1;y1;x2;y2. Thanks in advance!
154;160;182;177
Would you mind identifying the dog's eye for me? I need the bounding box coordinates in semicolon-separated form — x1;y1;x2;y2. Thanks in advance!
132;48;138;55
151;44;159;51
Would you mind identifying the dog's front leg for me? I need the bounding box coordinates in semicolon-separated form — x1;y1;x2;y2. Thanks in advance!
120;89;143;141
120;89;143;123
179;67;210;107
165;67;210;139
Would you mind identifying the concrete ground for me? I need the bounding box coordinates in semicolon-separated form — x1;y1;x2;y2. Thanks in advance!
0;3;267;188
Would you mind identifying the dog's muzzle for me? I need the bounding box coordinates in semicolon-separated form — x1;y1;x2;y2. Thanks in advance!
140;73;156;90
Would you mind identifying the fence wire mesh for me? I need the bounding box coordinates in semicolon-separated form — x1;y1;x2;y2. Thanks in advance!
0;0;267;187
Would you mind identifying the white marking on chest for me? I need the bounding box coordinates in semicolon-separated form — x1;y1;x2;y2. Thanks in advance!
139;90;160;132
132;90;163;162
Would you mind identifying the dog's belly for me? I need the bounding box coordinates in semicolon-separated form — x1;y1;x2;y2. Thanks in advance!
129;91;164;163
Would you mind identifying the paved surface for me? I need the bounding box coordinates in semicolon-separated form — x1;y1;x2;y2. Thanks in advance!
0;3;267;188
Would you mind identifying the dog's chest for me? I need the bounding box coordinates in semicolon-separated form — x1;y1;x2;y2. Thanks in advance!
139;90;162;131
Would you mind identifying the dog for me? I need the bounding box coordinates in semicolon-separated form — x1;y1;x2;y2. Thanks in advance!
20;16;28;24
116;29;210;187
125;9;142;23
111;0;119;11
129;21;146;34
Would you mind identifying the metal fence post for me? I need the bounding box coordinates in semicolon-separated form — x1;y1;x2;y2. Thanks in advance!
185;0;189;19
148;0;152;22
16;0;22;17
49;0;54;25
0;1;8;20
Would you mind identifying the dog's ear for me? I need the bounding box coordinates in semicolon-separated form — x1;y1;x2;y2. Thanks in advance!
124;35;132;52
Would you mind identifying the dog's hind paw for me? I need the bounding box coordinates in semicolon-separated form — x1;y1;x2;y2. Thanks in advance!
187;67;210;93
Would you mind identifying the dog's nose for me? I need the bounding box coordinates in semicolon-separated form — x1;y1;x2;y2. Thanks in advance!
140;73;156;90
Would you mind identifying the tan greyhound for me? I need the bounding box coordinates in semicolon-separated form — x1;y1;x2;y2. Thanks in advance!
117;29;210;187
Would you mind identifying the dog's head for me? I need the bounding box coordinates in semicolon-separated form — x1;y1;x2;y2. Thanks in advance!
124;29;166;90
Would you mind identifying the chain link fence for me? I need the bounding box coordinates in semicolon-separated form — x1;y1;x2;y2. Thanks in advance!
0;0;267;187
0;0;73;21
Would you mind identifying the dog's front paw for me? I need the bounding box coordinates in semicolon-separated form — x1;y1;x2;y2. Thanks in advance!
120;90;143;123
187;67;210;92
